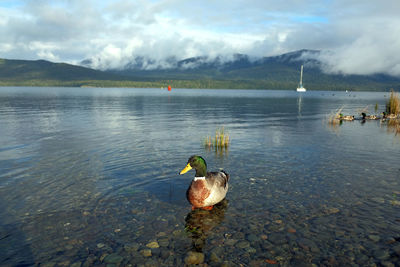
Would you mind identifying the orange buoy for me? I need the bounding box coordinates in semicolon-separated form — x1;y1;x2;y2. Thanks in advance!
168;85;171;91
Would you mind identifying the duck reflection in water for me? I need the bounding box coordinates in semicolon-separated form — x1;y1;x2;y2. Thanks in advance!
184;198;229;252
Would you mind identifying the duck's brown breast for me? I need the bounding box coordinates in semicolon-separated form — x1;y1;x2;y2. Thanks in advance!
186;180;210;207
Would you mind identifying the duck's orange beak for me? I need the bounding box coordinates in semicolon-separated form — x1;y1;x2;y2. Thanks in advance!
179;163;192;175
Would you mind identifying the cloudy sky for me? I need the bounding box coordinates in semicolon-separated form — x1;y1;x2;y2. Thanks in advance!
0;0;399;75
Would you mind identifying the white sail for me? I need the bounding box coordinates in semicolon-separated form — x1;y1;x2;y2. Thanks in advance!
296;65;306;92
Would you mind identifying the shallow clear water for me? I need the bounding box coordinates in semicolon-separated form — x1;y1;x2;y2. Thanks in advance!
0;87;399;266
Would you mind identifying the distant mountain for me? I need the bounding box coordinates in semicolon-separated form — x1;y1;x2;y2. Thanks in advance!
0;58;121;81
102;50;400;91
1;50;400;91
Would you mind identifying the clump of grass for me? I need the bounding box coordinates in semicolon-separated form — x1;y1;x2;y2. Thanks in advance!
387;118;400;136
386;89;400;116
204;127;230;149
327;107;343;127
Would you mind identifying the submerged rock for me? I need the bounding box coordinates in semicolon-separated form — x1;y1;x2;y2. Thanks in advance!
246;234;258;242
390;200;400;206
124;242;140;252
372;197;385;204
246;247;257;253
325;207;340;214
268;233;286;245
235;241;250;249
225;238;237;246
392;244;400;256
381;261;395;267
146;241;160;248
141;249;152;257
158;238;169;247
368;235;380;242
103;253;123;264
210;252;221;263
373;249;390;260
184;251;204;265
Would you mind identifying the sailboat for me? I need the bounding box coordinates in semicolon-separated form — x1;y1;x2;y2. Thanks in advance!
296;65;306;92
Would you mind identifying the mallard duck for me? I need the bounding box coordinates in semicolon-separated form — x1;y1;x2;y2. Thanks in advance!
179;155;229;210
339;114;355;121
361;112;380;120
382;112;397;119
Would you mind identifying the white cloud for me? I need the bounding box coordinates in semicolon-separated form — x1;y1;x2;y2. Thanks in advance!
314;16;400;76
0;0;399;76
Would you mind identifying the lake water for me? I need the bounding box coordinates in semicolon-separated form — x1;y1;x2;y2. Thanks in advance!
0;87;399;266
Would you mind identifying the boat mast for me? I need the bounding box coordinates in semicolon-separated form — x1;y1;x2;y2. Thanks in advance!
299;65;303;88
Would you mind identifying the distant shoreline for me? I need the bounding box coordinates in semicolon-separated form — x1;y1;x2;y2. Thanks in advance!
0;84;397;93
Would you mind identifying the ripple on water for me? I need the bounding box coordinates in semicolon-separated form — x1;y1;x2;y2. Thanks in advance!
1;88;400;266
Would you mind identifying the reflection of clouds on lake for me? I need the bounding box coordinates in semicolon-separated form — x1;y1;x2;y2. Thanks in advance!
37;110;61;133
1;88;400;266
271;128;283;146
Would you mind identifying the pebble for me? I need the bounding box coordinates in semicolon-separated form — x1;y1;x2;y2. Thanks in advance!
392;244;400;256
59;261;70;266
368;235;380;242
103;253;123;264
373;249;390;260
160;249;171;259
268;233;286;245
381;261;395;267
298;238;320;253
235;241;250;249
246;247;257;253
246;234;258;242
172;230;182;236
141;249;152;257
146;241;160;248
97;243;105;249
210;252;221;263
158;238;169;247
390;200;400;206
225;239;237;246
371;197;385;204
325;207;340;214
260;234;268;240
124;243;140;252
184;251;204;265
82;257;94;267
156;231;166;237
385;237;396;244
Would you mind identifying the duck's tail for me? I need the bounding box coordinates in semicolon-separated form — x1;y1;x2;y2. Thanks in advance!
220;170;229;188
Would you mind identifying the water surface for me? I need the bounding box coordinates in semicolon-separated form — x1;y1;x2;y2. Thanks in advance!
1;87;399;266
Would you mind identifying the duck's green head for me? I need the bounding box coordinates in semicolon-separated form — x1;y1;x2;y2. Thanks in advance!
179;155;207;177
